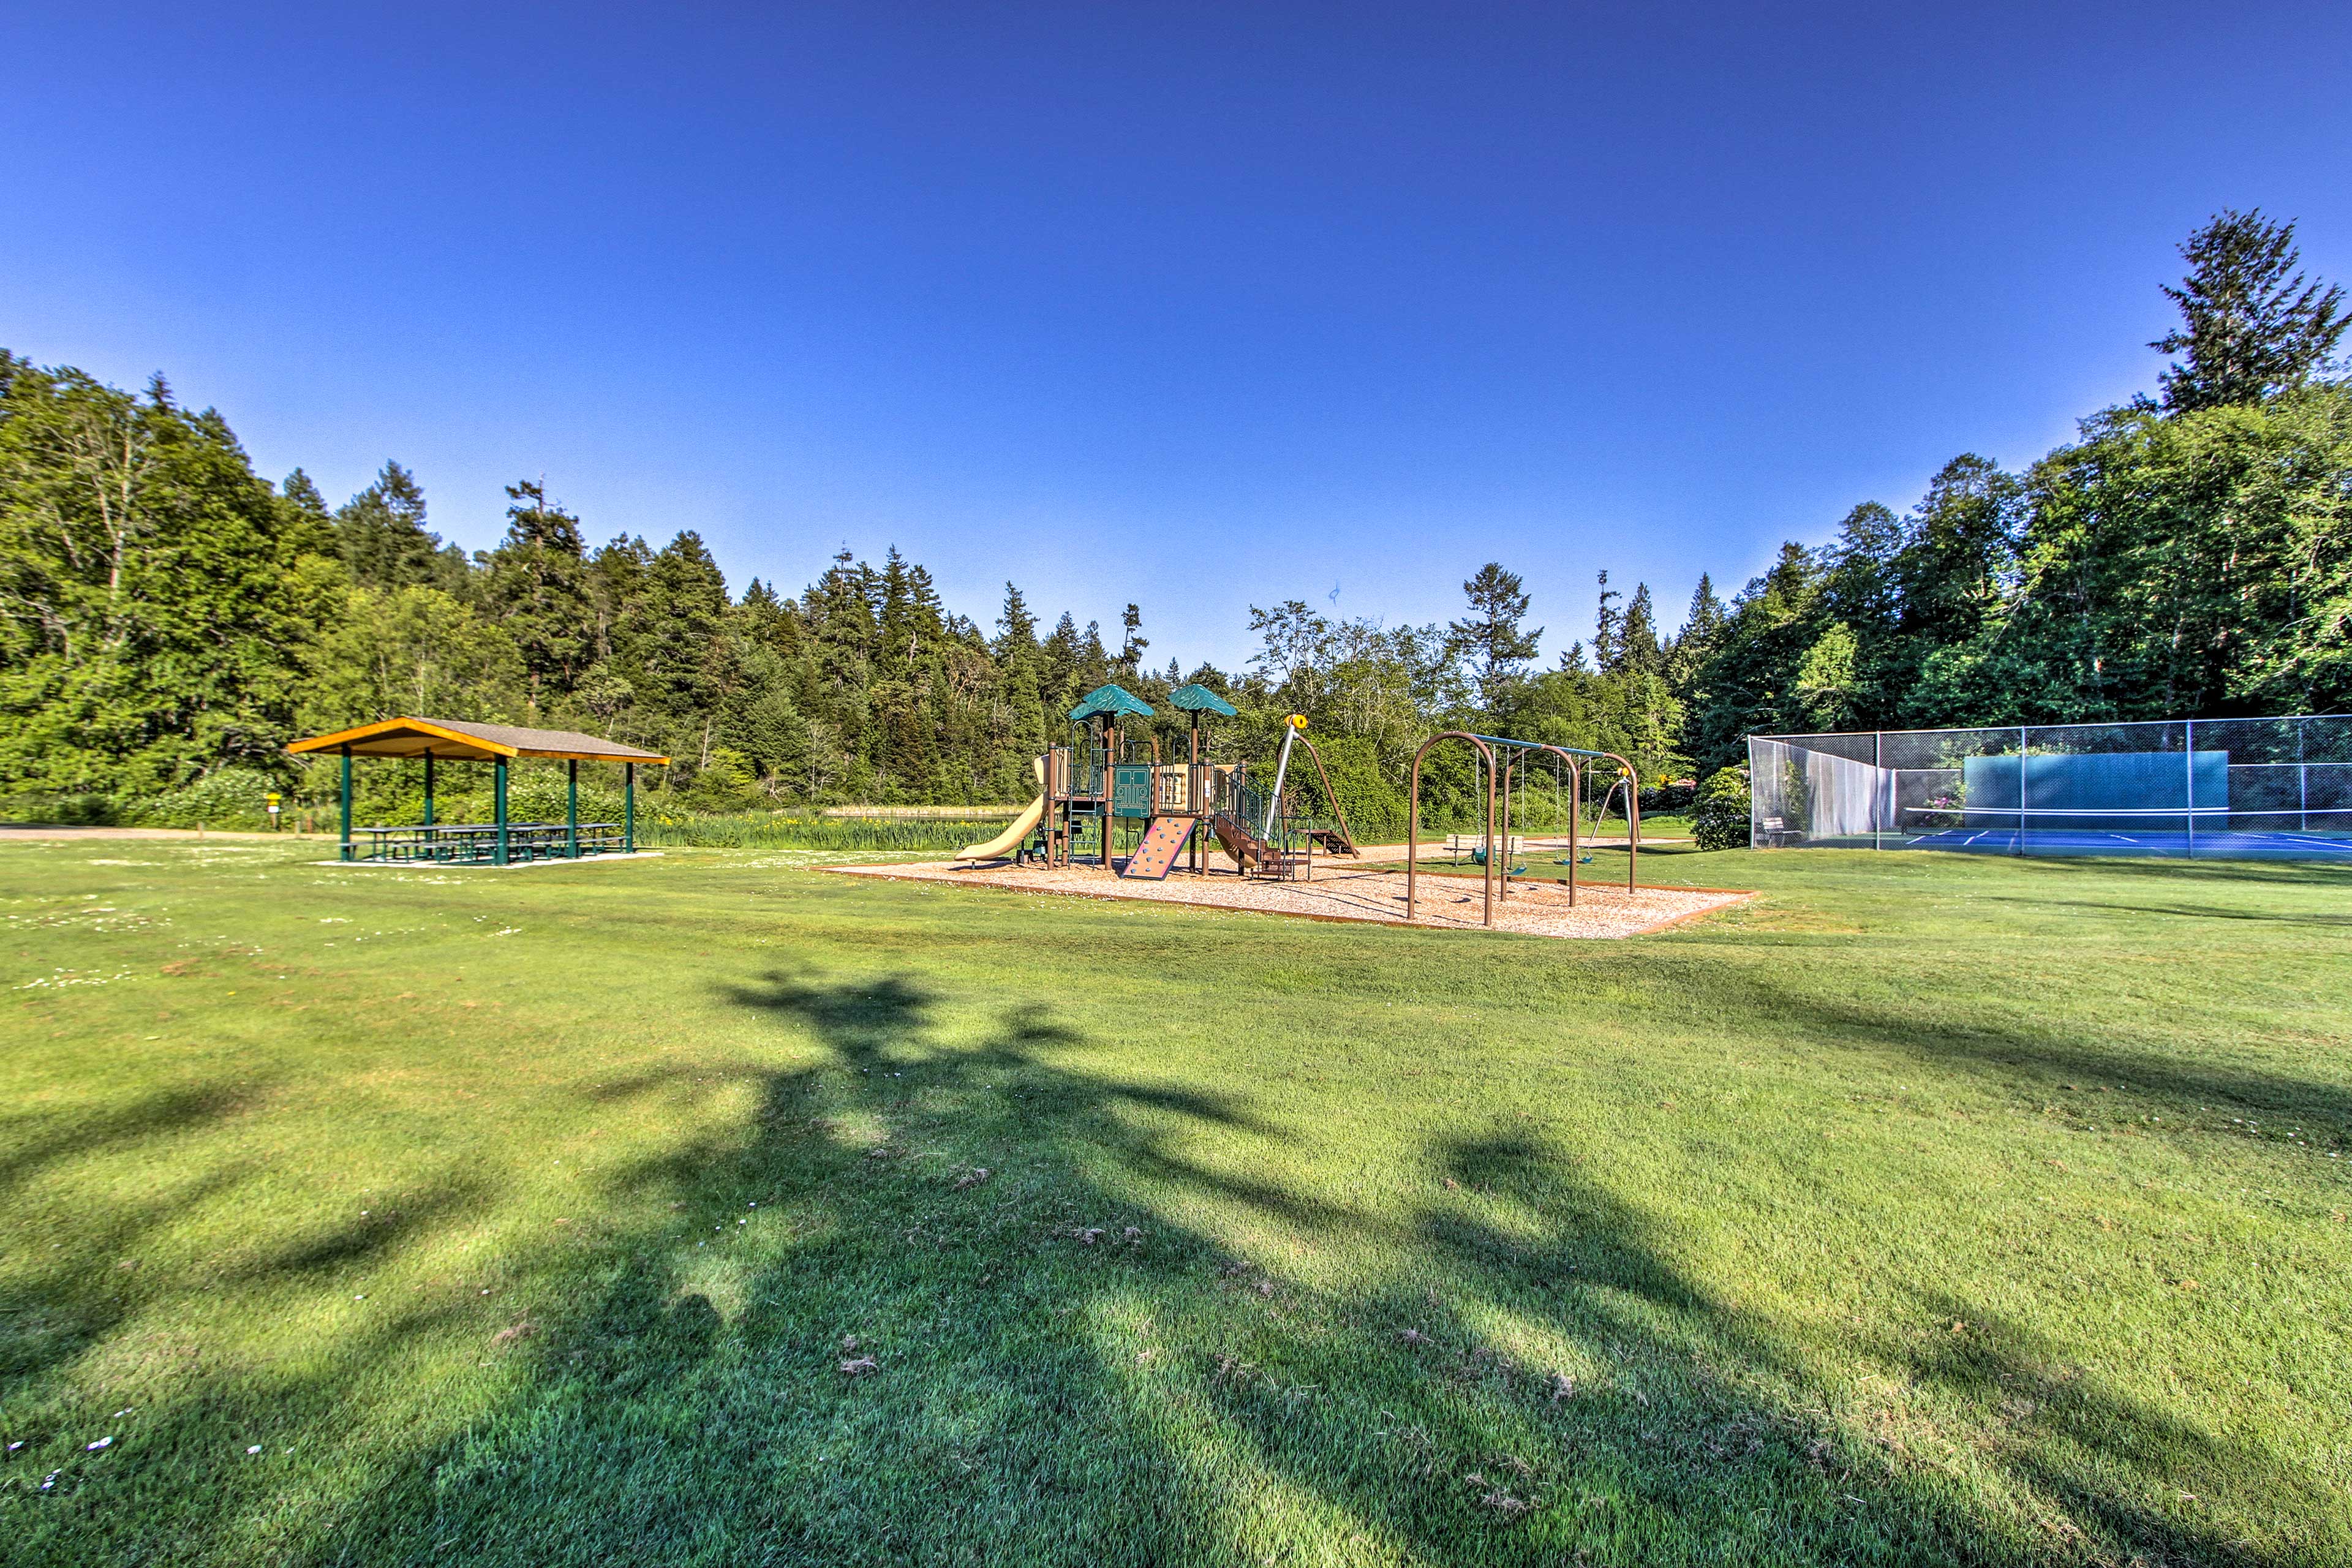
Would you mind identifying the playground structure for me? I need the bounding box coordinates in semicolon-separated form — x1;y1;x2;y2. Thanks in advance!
1404;732;1642;928
956;682;1359;883
947;692;1654;933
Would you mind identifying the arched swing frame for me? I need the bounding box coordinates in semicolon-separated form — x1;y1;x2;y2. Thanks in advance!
1407;733;1642;925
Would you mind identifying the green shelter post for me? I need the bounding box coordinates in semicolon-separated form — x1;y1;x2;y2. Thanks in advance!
339;745;353;862
421;750;435;828
494;757;510;866
567;759;579;858
625;763;635;853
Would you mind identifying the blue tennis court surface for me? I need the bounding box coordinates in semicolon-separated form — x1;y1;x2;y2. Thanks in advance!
1905;827;2352;861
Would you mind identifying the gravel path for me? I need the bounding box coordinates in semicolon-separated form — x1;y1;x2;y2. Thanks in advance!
825;860;1750;939
0;824;283;842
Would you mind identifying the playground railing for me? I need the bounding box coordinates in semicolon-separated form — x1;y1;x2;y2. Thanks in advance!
1056;744;1110;799
1205;771;1312;865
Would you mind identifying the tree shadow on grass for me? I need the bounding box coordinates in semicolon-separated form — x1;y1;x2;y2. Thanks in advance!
0;1080;274;1409
1981;855;2352;891
0;1080;263;1197
1983;894;2352;930
411;976;2340;1561
13;965;2339;1565
1398;1131;2343;1564
1640;924;2351;1150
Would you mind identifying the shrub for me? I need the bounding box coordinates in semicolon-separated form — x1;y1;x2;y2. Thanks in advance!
634;812;1016;851
507;770;626;826
1639;780;1696;816
0;791;124;826
1692;767;1751;850
678;748;764;813
133;768;282;830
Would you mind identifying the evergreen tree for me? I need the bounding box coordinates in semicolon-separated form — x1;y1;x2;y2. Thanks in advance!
1448;562;1542;711
1590;570;1622;674
482;480;594;715
630;530;733;765
993;583;1047;788
1888;454;2021;712
1665;573;1726;703
334;461;463;593
1039;612;1081;717
736;579;802;659
1117;602;1148;679
1078;619;1110;693
1618;582;1661;677
282;469;331;525
2155;210;2348;412
802;550;876;795
1683;543;1828;769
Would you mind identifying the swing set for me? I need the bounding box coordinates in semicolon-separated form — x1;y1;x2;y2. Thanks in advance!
1404;732;1642;928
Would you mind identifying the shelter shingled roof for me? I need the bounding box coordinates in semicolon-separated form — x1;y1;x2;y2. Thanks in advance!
1068;684;1155;722
1166;683;1238;718
287;717;670;764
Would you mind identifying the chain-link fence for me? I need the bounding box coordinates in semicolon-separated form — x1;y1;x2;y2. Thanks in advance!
1748;715;2352;861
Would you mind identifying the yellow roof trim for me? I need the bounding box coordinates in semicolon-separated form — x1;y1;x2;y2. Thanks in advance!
286;717;669;765
288;717;516;758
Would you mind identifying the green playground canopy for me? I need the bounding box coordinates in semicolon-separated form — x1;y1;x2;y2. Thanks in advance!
1068;683;1155;722
1166;683;1238;717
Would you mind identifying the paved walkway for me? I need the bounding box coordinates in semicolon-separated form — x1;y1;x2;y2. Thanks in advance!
0;824;287;842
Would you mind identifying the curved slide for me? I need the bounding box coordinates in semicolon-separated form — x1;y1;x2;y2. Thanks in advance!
955;757;1046;861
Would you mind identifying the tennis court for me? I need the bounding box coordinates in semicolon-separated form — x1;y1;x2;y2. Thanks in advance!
1750;714;2352;862
1905;821;2352;860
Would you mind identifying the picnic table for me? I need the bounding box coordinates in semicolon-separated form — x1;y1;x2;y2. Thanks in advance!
355;821;627;864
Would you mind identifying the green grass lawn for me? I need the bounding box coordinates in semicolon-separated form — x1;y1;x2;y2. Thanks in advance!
3;837;2347;1566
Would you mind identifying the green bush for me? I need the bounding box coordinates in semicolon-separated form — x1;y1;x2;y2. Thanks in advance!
0;791;124;826
505;770;627;826
635;812;1016;852
1692;767;1751;850
133;768;282;830
678;748;764;813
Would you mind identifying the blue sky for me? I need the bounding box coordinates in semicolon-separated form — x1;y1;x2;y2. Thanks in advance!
6;2;2349;672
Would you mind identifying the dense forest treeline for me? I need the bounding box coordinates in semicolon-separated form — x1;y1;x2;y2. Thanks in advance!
2;211;2346;834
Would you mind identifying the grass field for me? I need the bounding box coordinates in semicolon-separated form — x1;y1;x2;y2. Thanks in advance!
2;837;2347;1565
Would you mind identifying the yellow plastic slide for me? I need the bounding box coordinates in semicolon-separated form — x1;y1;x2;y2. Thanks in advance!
955;757;1046;861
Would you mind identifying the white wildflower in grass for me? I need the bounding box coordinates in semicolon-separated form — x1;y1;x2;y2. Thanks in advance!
246;1445;262;1455
86;1436;112;1450
12;967;138;991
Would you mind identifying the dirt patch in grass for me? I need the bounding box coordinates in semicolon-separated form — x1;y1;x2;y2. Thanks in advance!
825;860;1753;939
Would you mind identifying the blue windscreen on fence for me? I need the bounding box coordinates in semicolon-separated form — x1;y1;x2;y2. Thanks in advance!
1962;751;2229;832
